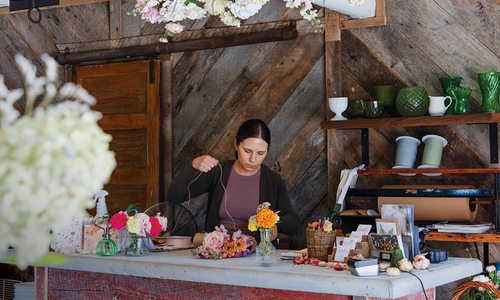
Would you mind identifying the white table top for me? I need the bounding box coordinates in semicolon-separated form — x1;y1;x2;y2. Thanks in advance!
50;250;481;299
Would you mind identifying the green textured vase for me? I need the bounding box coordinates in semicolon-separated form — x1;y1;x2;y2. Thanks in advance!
478;72;500;113
439;76;462;114
449;87;472;115
395;86;430;117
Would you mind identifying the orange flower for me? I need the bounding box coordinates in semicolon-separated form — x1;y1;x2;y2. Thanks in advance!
223;241;236;257
256;208;278;229
234;238;247;252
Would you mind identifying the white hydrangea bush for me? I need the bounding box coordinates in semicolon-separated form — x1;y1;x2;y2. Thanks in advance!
0;54;116;268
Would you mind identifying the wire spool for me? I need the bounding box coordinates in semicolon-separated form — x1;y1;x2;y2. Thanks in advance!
392;136;421;175
418;135;447;176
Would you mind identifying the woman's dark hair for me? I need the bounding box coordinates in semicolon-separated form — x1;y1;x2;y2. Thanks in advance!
235;119;271;146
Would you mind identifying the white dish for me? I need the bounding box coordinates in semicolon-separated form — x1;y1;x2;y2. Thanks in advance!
417;164;441;176
392;165;416;176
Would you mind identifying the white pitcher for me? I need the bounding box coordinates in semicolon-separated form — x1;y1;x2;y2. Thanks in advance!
428;96;452;116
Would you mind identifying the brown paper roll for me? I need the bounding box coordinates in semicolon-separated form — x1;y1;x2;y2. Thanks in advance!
377;185;477;222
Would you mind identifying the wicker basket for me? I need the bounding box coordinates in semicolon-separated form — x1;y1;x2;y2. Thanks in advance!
452;281;500;300
305;229;335;261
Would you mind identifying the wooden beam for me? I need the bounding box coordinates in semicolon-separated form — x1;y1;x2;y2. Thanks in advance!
109;0;122;40
340;0;386;29
0;0;108;15
324;10;344;209
56;19;312;54
57;22;298;64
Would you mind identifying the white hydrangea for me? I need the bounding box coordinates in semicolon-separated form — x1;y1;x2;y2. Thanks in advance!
229;0;262;19
132;0;367;42
0;54;116;269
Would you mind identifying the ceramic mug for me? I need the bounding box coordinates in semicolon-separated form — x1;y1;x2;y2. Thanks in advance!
428;96;452;116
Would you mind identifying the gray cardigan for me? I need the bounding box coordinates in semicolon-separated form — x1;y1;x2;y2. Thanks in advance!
166;160;299;235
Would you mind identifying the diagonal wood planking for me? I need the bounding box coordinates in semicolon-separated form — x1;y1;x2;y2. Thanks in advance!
208;34;324;161
174;38;304;175
434;0;499;55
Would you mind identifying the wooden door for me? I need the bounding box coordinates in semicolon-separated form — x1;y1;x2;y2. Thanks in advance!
75;60;160;214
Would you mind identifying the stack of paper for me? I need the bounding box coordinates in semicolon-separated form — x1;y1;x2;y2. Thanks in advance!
428;223;493;233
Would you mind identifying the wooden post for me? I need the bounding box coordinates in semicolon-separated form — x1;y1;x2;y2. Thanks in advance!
324;10;344;208
160;56;173;221
109;0;122;40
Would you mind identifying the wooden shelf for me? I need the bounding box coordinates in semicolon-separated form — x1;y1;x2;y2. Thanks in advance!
426;232;500;243
321;113;500;130
358;168;500;175
347;188;494;198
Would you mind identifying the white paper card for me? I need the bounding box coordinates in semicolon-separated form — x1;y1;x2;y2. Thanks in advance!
334;246;351;262
348;231;364;242
356;224;372;235
341;238;358;248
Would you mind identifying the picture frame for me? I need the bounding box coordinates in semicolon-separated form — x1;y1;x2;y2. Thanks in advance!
376;218;401;235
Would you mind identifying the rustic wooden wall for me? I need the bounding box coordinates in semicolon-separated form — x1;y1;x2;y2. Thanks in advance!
0;1;499;298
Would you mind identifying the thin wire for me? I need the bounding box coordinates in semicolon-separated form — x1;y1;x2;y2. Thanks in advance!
171;162;236;233
408;271;428;300
171;170;203;234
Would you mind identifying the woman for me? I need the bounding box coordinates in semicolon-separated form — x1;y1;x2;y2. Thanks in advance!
167;119;299;240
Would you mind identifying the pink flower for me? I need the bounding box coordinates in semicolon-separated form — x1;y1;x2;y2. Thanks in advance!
109;211;128;230
203;231;225;252
135;213;151;236
149;217;162;237
412;254;430;270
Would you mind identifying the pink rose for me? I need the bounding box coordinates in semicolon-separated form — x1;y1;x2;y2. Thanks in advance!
109;211;128;230
203;231;225;252
412;254;430;270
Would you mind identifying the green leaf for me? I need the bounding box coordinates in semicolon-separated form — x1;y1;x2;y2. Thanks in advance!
3;253;68;266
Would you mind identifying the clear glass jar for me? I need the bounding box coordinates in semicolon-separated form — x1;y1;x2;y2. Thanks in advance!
256;228;276;267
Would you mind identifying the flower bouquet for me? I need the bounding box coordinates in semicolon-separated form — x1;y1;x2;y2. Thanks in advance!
110;204;168;255
0;54;116;268
191;225;253;259
248;202;279;266
454;265;500;300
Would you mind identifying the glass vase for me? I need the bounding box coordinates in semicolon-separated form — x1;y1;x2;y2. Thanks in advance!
256;228;276;267
96;235;117;256
450;87;472;115
478;72;500;113
125;233;148;256
439;76;462;114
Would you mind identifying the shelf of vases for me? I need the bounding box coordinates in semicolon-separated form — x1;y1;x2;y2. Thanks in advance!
321;113;500;130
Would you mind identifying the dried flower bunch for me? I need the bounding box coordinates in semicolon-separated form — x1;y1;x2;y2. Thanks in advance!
0;54;116;268
192;225;253;259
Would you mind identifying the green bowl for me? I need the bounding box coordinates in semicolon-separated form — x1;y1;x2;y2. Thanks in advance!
395;86;429;117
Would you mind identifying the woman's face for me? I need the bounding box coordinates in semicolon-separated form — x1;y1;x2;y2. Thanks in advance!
234;137;268;175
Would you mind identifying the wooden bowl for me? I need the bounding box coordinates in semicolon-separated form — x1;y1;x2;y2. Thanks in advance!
165;236;192;249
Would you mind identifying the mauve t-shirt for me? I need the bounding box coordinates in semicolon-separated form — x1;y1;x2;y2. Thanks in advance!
219;167;260;235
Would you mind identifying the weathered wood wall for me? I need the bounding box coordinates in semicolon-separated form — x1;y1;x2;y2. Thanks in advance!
0;1;498;298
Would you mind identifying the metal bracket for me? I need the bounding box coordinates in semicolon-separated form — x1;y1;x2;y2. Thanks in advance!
361;128;369;166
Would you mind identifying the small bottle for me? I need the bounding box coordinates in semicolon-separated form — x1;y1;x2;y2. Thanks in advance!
96;226;117;256
94;190;109;219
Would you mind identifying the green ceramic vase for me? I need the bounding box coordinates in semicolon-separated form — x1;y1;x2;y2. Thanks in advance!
478;72;500;113
395;86;429;117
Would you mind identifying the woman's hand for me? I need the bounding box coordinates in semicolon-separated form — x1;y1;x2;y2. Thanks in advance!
192;155;219;173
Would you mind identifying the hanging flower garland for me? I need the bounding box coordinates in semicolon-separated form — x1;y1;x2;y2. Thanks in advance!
131;0;366;42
